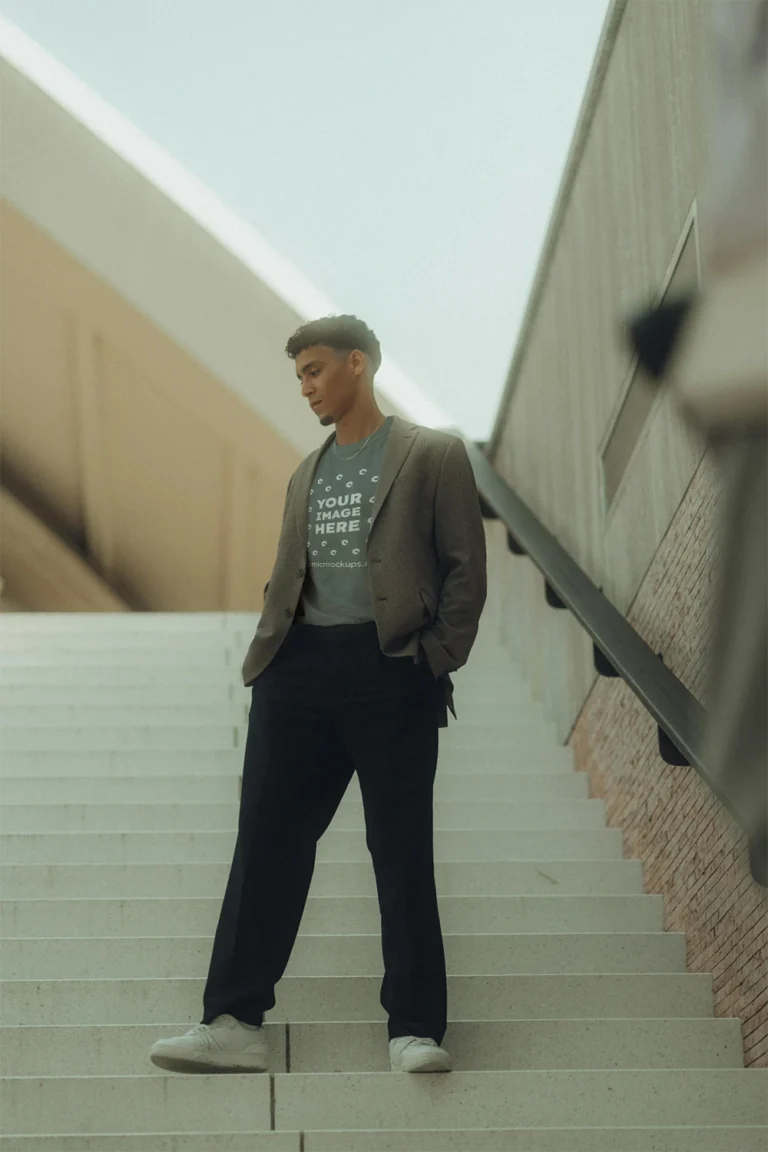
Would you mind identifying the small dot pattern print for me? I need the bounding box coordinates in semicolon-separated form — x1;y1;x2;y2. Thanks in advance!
302;417;393;626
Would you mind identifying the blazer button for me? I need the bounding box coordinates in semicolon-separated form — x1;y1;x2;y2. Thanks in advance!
297;568;305;578
284;608;293;618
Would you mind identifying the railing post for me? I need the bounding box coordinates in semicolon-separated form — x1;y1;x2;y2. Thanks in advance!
593;642;619;678
545;580;567;609
656;653;690;766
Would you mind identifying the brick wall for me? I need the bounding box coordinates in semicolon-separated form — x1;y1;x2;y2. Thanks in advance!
569;450;768;1068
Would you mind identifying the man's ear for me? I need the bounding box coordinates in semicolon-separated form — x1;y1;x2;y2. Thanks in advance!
349;349;366;378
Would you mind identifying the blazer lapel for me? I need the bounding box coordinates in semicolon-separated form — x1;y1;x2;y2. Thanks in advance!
294;417;417;541
291;428;333;543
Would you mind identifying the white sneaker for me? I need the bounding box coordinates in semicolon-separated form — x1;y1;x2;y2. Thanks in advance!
149;1015;269;1073
389;1035;452;1073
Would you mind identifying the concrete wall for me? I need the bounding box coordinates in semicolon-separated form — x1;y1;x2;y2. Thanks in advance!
570;451;768;1068
487;0;766;1065
490;0;710;743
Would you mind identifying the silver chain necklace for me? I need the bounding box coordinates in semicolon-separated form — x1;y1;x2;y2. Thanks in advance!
332;418;385;461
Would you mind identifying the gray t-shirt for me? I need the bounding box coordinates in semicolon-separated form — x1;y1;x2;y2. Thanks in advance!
300;417;393;626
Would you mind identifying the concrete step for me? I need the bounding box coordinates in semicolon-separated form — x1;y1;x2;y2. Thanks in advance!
0;633;239;650
0;684;240;707
454;700;541;716
0;858;644;900
0;667;241;687
0;931;687;980
0;700;549;728
0;745;576;776
0;649;522;672
274;1070;767;1133
0;720;555;751
0;655;522;685
0;610;761;1152
0;718;554;746
0;686;540;718
440;726;556;749
453;664;528;681
0;612;260;632
0;798;607;833
1;1128;765;1152
0;672;534;705
0;827;625;864
454;674;532;690
453;695;538;714
0;727;240;753
1;1073;271;1135
0;1135;297;1152
455;686;534;706
453;656;528;675
2;1070;764;1135
302;1128;768;1152
0;972;711;1026
0;649;236;667
0;1017;744;1077
0;894;665;938
286;1017;745;1073
456;658;530;675
455;703;548;726
0;705;248;728
0;770;589;805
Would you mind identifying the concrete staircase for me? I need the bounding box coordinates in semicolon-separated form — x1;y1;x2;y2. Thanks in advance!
0;610;765;1151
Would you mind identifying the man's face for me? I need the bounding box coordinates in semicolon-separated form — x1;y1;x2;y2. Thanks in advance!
295;345;362;426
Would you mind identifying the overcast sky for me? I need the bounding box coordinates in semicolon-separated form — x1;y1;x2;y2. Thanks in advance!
0;0;609;438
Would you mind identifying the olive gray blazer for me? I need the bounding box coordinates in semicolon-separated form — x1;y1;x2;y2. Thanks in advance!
241;416;487;722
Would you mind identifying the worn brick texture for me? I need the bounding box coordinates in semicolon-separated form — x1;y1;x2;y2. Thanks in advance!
569;450;767;1068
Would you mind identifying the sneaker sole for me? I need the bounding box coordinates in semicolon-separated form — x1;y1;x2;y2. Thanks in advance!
390;1053;453;1073
150;1049;268;1074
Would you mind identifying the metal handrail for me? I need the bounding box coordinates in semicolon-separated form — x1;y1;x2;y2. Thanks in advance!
464;440;757;852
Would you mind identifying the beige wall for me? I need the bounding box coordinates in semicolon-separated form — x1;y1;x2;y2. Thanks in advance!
0;194;421;614
0;28;456;616
0;488;130;612
489;0;714;739
0;201;301;612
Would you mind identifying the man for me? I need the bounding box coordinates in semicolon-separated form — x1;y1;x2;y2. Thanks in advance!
629;0;767;889
150;314;487;1074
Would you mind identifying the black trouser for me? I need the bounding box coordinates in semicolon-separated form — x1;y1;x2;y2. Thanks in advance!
201;620;447;1043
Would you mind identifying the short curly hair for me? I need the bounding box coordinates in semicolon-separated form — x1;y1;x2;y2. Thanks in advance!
285;314;382;375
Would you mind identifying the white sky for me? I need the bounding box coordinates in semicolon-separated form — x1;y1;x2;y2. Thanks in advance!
0;0;609;439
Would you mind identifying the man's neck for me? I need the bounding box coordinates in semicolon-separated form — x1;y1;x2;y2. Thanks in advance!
333;405;386;440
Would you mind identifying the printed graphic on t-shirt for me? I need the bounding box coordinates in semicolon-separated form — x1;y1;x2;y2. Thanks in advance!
307;467;378;569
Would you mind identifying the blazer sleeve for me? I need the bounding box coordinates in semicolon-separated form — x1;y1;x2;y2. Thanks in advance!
263;470;298;601
421;437;487;675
